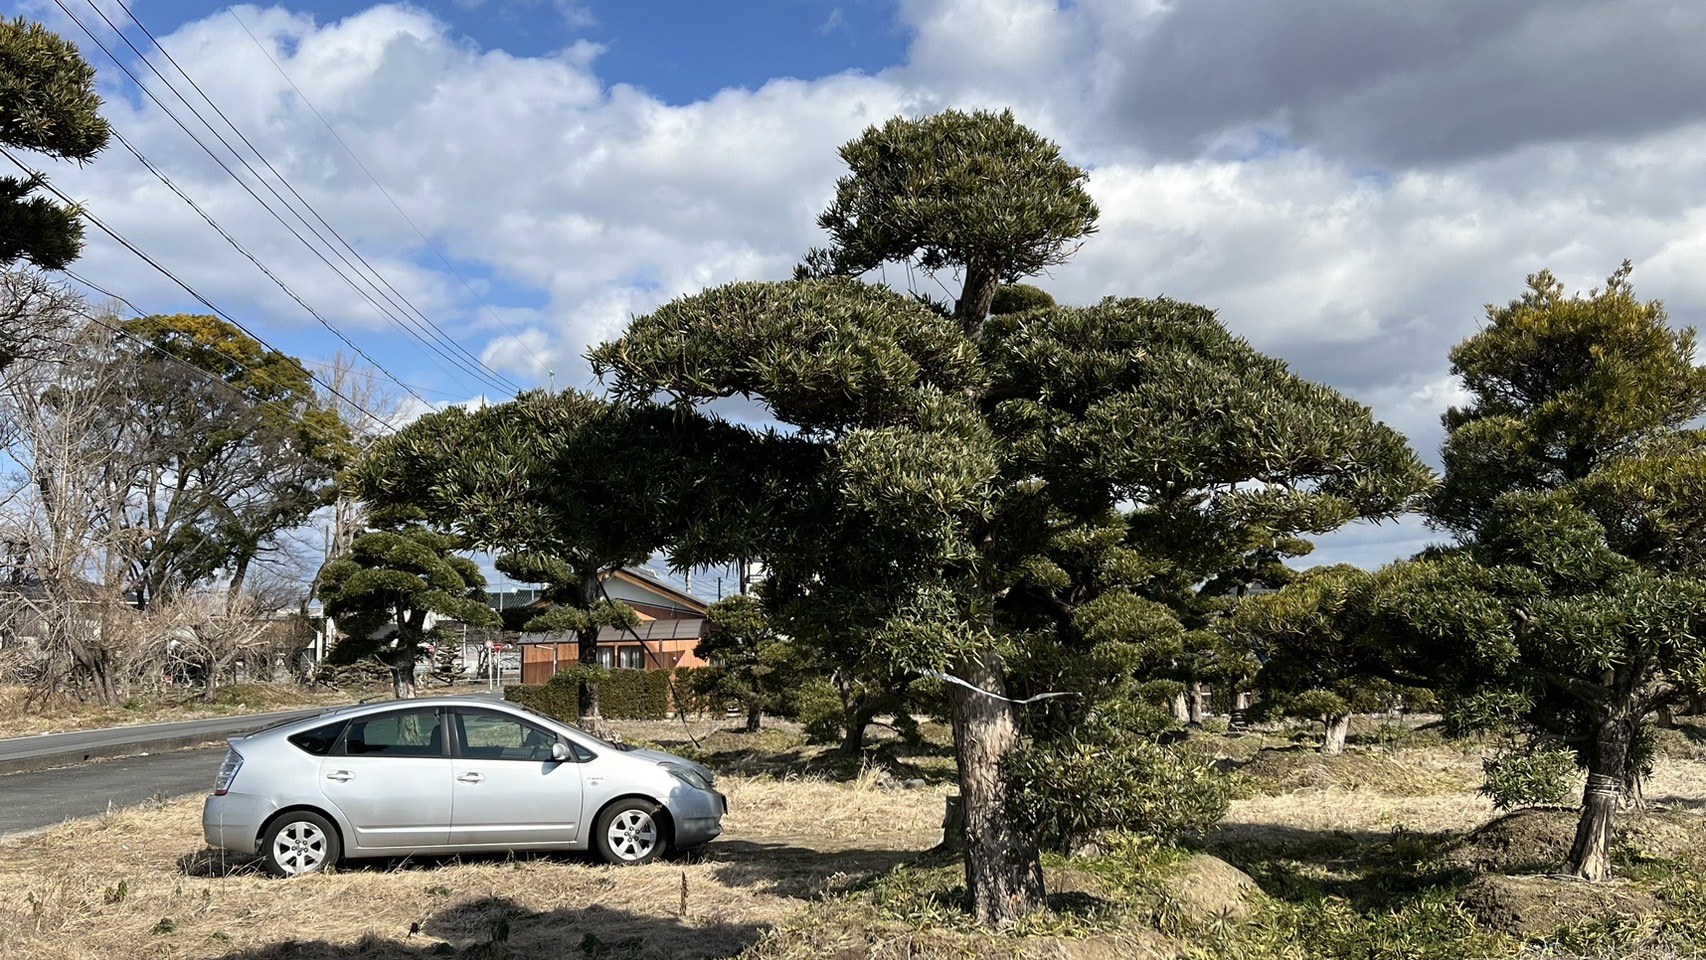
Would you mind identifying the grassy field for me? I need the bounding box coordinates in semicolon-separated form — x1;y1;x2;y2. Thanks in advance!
2;716;1706;958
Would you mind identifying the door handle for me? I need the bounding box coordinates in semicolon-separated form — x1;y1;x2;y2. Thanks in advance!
325;770;354;782
458;772;485;784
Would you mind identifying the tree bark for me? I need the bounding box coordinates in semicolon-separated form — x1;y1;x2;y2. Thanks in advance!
745;702;762;733
952;260;1003;342
1170;691;1190;724
1566;710;1632;881
948;649;1044;924
389;646;418;700
1320;713;1351;755
1187;684;1206;726
578;572;603;727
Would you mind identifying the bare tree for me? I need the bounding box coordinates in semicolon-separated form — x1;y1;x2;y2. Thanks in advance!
0;295;145;704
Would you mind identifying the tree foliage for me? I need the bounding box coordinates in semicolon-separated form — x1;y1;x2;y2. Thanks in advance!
798;108;1098;330
0;17;110;270
1390;264;1706;881
99;314;350;606
318;522;498;699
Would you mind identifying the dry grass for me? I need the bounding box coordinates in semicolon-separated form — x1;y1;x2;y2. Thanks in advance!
0;769;953;960
0;683;371;738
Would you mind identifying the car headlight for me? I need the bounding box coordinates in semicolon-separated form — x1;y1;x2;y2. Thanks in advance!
660;762;712;791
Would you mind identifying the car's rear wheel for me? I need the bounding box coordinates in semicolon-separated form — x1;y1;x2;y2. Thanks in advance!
594;799;664;865
260;811;340;877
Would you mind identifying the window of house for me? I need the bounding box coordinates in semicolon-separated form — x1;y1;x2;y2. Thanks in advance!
596;646;615;668
618;646;645;669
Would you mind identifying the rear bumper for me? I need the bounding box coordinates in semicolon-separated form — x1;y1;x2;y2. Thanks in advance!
202;793;276;855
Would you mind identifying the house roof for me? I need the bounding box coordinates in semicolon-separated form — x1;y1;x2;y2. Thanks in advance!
607;567;710;614
516;617;707;645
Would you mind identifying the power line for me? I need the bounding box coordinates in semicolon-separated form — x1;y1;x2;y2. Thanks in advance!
62;269;371;445
52;0;519;398
1;145;398;432
226;5;539;355
106;127;434;410
108;0;523;395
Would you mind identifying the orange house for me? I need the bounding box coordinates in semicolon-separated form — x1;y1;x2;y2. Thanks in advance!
517;568;712;685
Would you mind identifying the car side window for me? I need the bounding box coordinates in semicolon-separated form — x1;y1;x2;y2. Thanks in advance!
287;720;348;756
454;709;560;762
338;708;444;758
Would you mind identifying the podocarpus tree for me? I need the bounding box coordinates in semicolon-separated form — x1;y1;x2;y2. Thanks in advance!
1399;264;1706;881
351;391;663;725
1229;565;1438;754
0;16;110;270
317;519;500;699
695;593;787;733
590;111;1432;922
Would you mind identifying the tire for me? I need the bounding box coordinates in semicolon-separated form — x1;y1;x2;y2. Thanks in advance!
260;811;341;877
593;799;666;865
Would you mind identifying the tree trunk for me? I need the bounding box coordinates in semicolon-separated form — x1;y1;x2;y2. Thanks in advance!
577;624;602;725
1187;684;1206;726
1567;711;1632;881
1170;691;1190;724
948;650;1044;924
390;647;418;700
952;260;1002;342
1320;713;1351;755
578;572;603;727
745;702;762;733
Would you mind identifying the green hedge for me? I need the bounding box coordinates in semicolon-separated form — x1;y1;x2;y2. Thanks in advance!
672;666;737;717
505;667;672;721
504;681;580;723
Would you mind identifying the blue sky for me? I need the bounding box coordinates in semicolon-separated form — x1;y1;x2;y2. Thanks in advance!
20;0;1706;574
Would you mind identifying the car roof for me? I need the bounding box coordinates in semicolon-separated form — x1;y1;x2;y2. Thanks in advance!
246;695;529;737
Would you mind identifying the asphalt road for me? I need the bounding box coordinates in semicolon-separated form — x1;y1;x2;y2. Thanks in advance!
0;746;225;837
0;707;328;771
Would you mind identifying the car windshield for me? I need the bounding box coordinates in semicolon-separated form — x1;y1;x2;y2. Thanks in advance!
509;702;636;750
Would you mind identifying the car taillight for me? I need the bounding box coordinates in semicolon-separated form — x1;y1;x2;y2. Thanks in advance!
213;748;242;796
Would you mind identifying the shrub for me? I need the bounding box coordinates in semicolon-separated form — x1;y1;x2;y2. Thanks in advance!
503;683;578;724
539;666;670;720
781;676;845;743
1006;736;1230;850
673;666;737;717
1481;744;1578;810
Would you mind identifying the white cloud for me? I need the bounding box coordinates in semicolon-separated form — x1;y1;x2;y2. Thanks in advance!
34;0;1706;567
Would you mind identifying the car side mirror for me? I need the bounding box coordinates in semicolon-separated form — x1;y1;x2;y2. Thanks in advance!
551;741;570;762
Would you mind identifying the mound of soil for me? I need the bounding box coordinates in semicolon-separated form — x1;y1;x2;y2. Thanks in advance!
1158;854;1263;923
1443;807;1706;874
1441;808;1576;874
1456;873;1659;939
1232;746;1471;797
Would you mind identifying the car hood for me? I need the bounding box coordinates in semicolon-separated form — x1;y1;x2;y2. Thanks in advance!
620;747;716;784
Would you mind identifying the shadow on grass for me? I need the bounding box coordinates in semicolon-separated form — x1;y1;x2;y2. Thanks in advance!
700;838;918;899
1200;822;1468;910
204;895;766;959
650;730;956;786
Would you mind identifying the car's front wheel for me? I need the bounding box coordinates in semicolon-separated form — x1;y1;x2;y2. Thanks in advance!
260;811;340;877
593;799;665;865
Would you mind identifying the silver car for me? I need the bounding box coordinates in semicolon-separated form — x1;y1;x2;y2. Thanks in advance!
202;696;725;876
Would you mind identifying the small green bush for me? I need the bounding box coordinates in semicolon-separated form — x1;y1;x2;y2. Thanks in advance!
783;676;845;744
673;666;737;717
1006;736;1230;850
503;683;578;724
1481;745;1578;810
